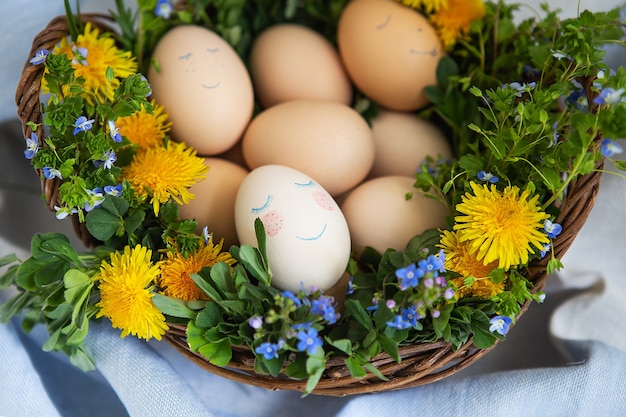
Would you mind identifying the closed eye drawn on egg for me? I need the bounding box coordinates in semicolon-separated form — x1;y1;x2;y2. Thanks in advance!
376;14;391;30
206;47;220;53
251;194;273;214
179;52;192;60
294;180;316;188
296;223;327;241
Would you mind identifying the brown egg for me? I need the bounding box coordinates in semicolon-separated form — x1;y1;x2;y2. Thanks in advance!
215;138;247;168
337;0;444;111
242;100;375;196
369;109;452;178
178;157;249;248
340;175;449;255
149;25;254;155
249;24;353;108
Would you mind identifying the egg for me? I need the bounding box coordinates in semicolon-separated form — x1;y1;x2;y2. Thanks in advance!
337;0;444;111
242;99;375;196
149;25;254;155
249;24;353;108
369;109;452;178
235;165;351;292
178;157;249;248
340;175;448;255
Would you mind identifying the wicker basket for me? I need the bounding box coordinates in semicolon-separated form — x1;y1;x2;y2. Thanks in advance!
15;12;604;397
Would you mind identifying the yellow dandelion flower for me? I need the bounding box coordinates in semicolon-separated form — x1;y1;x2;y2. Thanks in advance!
397;0;448;13
159;237;236;301
439;230;504;298
453;182;550;270
51;22;137;103
96;245;168;341
429;0;486;48
121;141;208;216
116;100;172;148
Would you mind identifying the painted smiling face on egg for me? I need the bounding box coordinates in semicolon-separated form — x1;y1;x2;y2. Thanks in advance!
234;165;351;293
148;25;254;155
337;0;444;111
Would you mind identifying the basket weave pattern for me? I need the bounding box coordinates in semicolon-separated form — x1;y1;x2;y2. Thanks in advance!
15;14;604;396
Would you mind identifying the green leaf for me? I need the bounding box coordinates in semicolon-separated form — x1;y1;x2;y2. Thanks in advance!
362;362;388;381
345;356;367;378
326;338;353;355
488;268;506;284
436;56;459;90
0;253;19;268
191;272;223;301
105;66;114;82
303;351;326;396
152;294;197;319
123;209;146;236
85;208;122;241
187;321;208;352
433;303;453;338
86;196;130;240
0;292;31;323
14;259;38;290
253;217;269;269
458;154;485;173
285;359;308;379
210;262;235;294
344;299;374;331
613;160;626;171
470;310;497;349
69;347;96;371
66;321;89;345
31;233;70;261
45;302;72;320
256;354;286;377
540;167;563;192
63;269;92;304
236;245;271;286
43;328;62;352
0;264;18;290
377;334;400;363
405;228;442;254
17;258;68;290
218;300;246;316
195;302;223;329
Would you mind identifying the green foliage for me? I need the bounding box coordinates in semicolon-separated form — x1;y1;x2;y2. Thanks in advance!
0;233;105;370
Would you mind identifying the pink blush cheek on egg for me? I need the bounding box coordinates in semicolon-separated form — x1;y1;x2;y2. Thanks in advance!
313;191;335;211
261;210;285;236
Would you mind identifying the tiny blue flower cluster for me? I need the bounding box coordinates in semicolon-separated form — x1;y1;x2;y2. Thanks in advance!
251;287;339;360
374;250;454;330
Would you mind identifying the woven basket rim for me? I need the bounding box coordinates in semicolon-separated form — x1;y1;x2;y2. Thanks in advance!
15;11;606;396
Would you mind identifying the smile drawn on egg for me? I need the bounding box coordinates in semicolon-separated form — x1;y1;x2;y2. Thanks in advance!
201;81;221;89
296;222;328;241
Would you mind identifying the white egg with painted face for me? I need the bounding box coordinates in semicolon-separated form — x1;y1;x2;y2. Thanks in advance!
235;165;351;293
